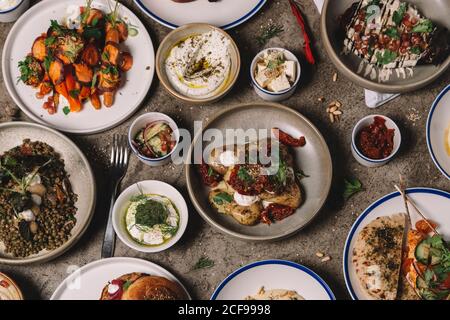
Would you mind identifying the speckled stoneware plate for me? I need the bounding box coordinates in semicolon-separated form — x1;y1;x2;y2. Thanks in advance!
321;0;450;93
0;122;96;265
50;257;191;300
343;187;450;300
134;0;266;30
211;260;335;300
2;0;155;134
427;84;450;180
185;102;333;241
156;23;240;105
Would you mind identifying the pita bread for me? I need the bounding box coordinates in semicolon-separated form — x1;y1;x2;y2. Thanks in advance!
352;214;406;300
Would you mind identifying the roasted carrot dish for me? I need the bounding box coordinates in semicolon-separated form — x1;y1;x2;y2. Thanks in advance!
17;1;134;115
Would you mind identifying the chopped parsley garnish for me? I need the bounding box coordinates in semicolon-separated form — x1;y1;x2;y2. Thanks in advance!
237;167;253;183
135;199;168;228
62;106;70;115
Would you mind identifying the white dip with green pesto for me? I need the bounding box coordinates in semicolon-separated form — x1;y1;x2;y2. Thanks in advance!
165;30;231;98
125;194;179;246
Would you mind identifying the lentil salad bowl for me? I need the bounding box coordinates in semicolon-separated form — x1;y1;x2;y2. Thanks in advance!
0;122;96;265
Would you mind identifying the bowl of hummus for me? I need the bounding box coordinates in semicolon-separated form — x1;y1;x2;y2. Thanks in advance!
0;273;23;300
156;23;240;104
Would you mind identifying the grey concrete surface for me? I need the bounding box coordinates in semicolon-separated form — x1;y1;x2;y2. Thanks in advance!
0;0;449;300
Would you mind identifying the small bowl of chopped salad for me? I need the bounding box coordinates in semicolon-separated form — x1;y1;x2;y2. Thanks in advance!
128;112;179;166
112;180;188;253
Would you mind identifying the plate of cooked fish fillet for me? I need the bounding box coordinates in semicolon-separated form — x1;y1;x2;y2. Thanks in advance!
344;187;450;300
185;102;332;241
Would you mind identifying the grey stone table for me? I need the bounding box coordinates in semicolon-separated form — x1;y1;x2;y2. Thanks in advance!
0;0;448;300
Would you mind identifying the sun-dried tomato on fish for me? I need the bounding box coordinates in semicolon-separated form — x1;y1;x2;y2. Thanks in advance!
260;203;295;225
272;128;306;147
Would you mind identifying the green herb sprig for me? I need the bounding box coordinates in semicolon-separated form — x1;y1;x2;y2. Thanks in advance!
192;257;215;270
256;23;284;46
343;178;363;201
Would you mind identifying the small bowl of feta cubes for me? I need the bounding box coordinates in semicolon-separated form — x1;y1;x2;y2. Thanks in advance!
250;48;301;102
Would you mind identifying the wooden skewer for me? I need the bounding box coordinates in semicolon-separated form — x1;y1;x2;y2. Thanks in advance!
394;184;440;236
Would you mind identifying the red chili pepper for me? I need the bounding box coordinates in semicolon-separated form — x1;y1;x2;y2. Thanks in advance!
272;128;306;147
289;0;315;64
0;280;10;288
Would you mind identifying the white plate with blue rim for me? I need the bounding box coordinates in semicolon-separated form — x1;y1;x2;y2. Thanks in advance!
343;187;450;300
427;84;450;180
134;0;266;30
2;0;154;134
211;260;335;300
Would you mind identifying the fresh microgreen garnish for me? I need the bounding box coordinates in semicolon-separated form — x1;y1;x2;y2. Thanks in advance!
192;256;215;270
343;178;363;200
207;166;214;176
376;49;398;65
256;23;284;46
63;106;70;115
385;27;399;39
213;192;233;205
17;56;41;84
393;3;407;26
50;19;64;35
412;19;434;33
44;36;56;47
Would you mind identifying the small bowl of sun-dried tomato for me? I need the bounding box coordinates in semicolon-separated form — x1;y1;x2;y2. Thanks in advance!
351;115;401;167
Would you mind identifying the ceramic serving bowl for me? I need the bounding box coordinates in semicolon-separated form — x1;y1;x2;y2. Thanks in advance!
185;102;333;241
112;180;188;253
128;112;180;167
320;0;450;93
250;47;301;102
0;0;29;23
155;23;241;105
351;115;401;167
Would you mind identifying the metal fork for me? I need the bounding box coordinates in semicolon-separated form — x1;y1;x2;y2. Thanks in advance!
101;134;129;258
